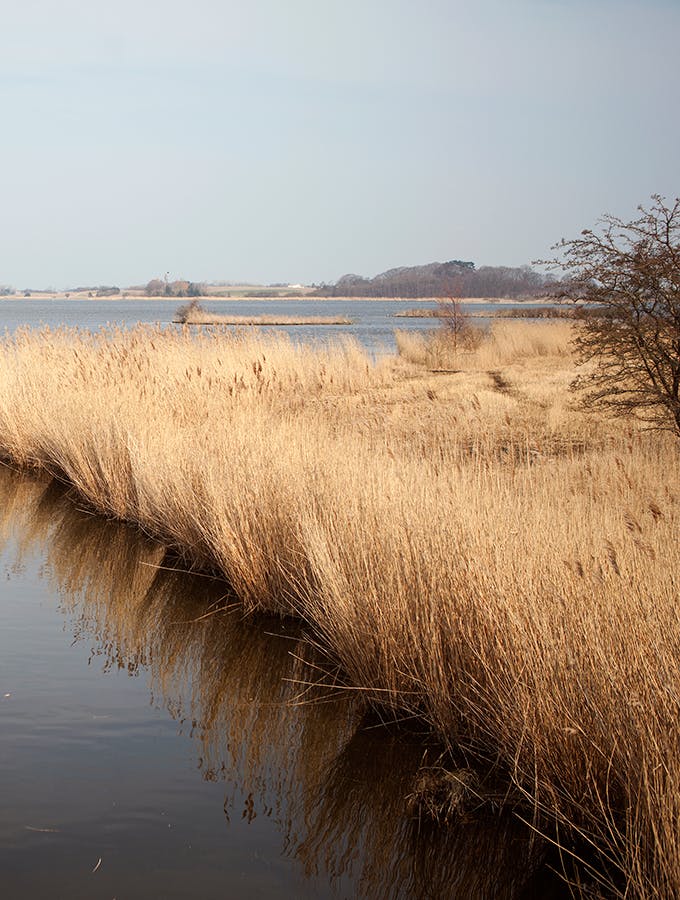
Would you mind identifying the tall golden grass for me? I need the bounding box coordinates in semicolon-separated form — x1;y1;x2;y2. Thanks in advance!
175;305;353;326
0;321;678;896
0;468;552;898
396;318;573;369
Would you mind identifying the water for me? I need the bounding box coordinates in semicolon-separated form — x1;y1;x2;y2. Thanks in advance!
0;298;520;353
0;469;568;899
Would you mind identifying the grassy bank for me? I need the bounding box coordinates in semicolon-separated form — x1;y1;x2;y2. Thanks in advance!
0;467;556;898
174;301;353;326
393;305;574;319
175;313;353;326
0;321;677;896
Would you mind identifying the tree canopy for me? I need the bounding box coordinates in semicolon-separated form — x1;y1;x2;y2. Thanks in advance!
549;195;680;435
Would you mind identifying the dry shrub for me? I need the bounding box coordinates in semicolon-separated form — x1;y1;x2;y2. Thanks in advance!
175;298;205;322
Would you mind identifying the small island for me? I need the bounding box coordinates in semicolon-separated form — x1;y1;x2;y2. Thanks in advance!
173;300;353;326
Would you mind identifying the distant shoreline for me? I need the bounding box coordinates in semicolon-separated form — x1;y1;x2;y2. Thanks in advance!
1;293;553;305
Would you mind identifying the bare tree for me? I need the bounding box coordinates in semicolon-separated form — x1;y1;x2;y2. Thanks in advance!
545;195;680;436
436;296;482;364
146;279;165;297
437;297;467;355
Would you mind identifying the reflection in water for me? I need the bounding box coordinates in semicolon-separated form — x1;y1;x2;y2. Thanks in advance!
0;467;564;899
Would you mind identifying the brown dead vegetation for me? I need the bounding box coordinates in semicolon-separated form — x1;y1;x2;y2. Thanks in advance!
0;321;677;896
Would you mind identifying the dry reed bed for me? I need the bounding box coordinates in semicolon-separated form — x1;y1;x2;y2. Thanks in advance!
0;469;548;899
0;322;678;896
175;310;353;326
392;305;570;319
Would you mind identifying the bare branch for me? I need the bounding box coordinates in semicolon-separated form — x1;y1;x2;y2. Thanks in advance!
543;196;680;436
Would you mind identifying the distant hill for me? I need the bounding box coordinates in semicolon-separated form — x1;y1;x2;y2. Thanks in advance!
316;260;553;298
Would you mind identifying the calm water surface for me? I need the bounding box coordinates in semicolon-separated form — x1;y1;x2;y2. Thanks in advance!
0;298;519;353
0;470;569;898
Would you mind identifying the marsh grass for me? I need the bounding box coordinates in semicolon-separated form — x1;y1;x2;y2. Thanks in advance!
396;319;573;370
0;467;554;898
174;300;352;326
392;305;572;319
0;321;678;896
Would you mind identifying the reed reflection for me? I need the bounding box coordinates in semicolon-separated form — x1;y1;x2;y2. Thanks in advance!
0;467;562;899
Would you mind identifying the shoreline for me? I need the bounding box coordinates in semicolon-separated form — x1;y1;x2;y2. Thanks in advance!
1;293;554;304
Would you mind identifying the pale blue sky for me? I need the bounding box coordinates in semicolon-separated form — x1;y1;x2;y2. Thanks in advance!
1;0;678;287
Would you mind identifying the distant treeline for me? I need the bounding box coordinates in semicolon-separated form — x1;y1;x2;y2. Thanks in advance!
75;286;121;297
315;260;556;298
145;279;206;298
68;285;119;294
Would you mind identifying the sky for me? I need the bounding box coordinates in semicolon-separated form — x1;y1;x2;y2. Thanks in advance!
1;0;678;288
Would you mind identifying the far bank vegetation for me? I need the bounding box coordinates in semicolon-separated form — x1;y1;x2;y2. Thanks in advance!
146;278;206;297
393;303;575;319
316;260;556;298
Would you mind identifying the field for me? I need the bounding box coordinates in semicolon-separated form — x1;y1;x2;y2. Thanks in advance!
0;320;677;897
